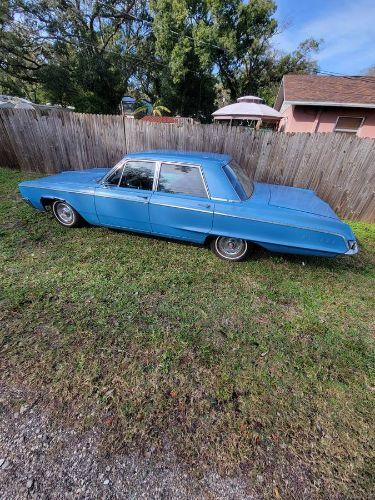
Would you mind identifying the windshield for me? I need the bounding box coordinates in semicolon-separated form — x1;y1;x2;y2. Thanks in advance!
223;160;253;200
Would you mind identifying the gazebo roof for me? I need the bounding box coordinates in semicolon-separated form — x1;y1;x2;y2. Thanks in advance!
212;95;282;121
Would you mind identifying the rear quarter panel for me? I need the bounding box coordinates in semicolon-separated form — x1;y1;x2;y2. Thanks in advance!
212;200;349;256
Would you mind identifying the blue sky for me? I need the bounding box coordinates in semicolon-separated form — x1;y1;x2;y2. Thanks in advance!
273;0;375;75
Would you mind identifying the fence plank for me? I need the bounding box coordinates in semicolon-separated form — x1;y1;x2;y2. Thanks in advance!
0;109;374;222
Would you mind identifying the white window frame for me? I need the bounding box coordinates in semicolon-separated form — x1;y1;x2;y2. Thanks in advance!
334;116;365;134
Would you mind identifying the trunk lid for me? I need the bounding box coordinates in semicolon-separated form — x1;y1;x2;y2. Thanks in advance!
268;184;338;219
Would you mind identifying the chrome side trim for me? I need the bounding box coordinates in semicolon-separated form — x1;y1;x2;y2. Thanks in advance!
95;193;149;203
150;202;212;214
211;197;241;203
24;185;94;196
214;211;348;243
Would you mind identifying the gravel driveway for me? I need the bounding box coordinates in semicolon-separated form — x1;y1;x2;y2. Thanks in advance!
0;385;256;499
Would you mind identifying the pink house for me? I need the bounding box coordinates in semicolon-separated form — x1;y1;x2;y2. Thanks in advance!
275;75;375;138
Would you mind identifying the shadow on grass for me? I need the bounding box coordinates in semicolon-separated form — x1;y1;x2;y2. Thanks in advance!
46;215;372;274
21;208;371;281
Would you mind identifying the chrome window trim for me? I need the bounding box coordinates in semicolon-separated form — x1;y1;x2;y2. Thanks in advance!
100;159;125;185
101;158;157;189
101;158;209;198
222;161;252;201
155;160;210;199
152;160;162;191
198;164;211;199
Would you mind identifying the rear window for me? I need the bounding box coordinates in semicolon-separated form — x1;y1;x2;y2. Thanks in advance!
223;160;253;200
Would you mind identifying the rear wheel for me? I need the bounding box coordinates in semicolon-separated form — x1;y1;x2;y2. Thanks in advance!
211;236;250;261
52;201;82;227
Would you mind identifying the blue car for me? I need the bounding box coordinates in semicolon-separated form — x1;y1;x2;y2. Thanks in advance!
18;150;358;261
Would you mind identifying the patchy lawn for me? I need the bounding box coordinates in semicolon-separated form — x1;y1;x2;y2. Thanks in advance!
0;167;374;497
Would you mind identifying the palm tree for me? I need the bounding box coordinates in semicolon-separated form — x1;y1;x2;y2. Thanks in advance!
135;100;171;117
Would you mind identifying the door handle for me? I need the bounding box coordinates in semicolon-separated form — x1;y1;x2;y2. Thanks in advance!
197;203;212;209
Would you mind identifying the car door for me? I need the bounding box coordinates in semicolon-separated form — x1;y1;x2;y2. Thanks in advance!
149;162;214;243
95;159;156;232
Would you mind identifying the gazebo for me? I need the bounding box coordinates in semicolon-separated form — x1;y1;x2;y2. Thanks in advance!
212;95;282;129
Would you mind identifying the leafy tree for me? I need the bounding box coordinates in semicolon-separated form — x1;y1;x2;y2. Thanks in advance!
0;0;151;112
0;0;320;116
135;99;171;116
151;0;319;107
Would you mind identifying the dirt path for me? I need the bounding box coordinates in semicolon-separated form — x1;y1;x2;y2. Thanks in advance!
0;385;256;499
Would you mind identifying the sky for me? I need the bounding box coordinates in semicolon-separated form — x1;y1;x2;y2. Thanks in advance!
273;0;375;75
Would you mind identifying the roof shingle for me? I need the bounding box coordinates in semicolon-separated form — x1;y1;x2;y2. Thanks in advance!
278;74;375;108
140;115;178;123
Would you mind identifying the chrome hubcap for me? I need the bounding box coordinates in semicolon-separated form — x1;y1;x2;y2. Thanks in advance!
56;203;74;224
216;237;246;257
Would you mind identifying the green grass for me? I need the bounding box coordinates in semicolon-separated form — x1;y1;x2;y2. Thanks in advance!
1;167;374;497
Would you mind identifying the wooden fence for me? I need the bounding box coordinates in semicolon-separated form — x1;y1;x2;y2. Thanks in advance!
0;109;374;221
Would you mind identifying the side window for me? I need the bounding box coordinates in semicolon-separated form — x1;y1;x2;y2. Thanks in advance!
157;163;207;198
120;161;156;191
106;166;123;186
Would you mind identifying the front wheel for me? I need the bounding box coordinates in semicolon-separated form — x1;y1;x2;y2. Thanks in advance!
211;236;250;261
52;201;82;227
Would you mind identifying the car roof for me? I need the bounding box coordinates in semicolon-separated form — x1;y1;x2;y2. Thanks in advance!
125;149;231;167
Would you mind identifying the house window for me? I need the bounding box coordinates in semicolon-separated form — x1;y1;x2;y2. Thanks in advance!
334;116;364;133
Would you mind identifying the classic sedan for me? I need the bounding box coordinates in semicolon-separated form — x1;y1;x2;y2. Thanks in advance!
18;150;358;261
